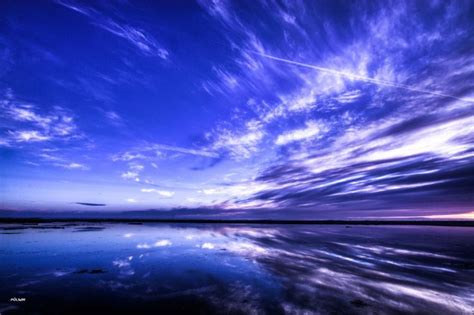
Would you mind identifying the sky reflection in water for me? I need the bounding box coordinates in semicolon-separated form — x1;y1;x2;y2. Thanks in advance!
1;223;473;314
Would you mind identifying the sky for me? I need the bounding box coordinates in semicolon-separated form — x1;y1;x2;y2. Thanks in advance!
0;0;473;219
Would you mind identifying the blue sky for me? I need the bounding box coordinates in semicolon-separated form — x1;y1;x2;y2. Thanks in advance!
1;0;473;219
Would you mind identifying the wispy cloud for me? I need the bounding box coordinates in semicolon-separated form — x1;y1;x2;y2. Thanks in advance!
113;143;218;163
335;90;362;104
9;130;51;142
98;19;169;59
275;120;326;146
152;144;218;158
55;0;168;59
194;0;474;215
1;98;80;143
104;110;124;125
210;127;264;159
112;152;146;162
35;152;89;171
248;104;474;212
251;50;473;103
3;0;473;217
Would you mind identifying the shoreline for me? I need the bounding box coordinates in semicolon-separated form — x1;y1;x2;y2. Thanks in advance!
0;218;473;227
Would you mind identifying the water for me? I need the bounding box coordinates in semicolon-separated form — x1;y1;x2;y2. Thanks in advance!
1;223;473;314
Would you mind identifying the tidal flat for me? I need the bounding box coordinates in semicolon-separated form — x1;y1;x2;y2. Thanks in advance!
1;223;473;314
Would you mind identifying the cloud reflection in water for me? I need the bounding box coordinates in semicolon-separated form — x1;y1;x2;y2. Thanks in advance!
0;223;473;314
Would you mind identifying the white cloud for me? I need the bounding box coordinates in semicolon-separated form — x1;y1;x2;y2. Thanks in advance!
281;90;317;112
363;115;474;161
201;188;218;195
126;198;137;203
121;171;140;180
198;181;272;202
211;128;264;159
136;243;151;249
120;163;144;181
335;90;362;103
112;259;130;268
154;240;172;247
140;188;175;197
10;130;51;142
275;120;326;145
141;188;155;193
156;190;174;197
129;163;144;172
201;242;215;249
136;240;172;249
0;138;11;147
60;162;89;170
1;97;80;145
7;105;50;125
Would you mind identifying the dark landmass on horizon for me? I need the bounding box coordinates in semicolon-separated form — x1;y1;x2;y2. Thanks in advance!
1;210;473;226
0;219;473;227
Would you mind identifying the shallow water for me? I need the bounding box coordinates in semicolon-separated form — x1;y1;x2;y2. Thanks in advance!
0;223;473;314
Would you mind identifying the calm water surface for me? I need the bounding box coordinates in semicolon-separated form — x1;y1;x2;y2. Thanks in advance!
0;223;473;314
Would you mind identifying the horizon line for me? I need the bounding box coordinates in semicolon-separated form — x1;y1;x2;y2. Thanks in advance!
1;218;473;227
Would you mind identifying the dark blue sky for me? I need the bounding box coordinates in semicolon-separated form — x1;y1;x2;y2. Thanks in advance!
1;0;473;219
